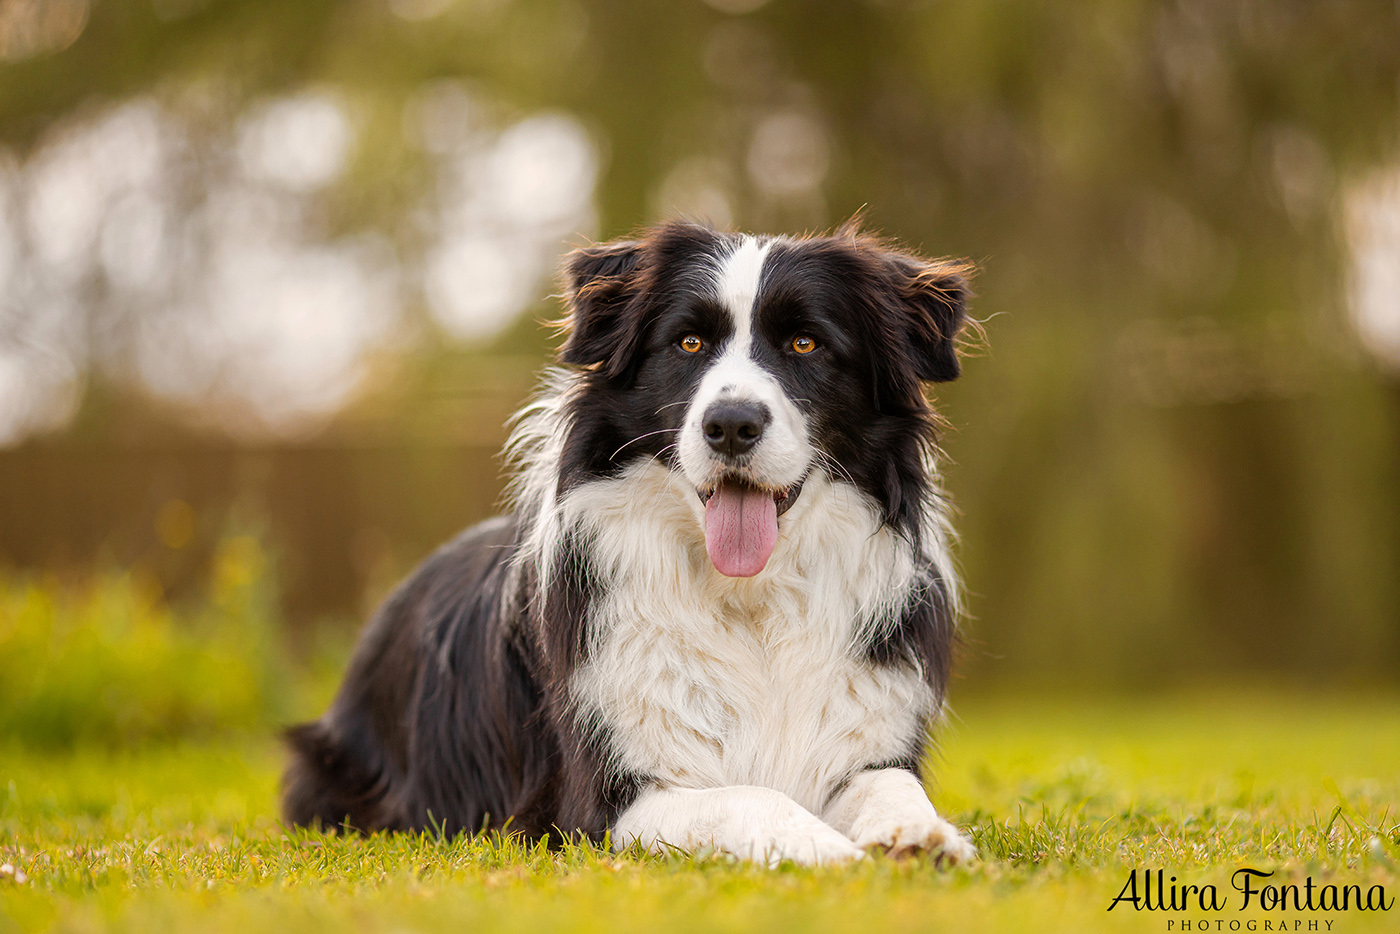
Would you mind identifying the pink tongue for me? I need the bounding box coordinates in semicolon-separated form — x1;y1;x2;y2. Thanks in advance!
704;483;779;577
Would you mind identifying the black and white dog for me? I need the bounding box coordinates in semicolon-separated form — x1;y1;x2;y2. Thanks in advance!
284;221;977;866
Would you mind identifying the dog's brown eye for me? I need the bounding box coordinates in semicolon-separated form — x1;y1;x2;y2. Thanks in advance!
680;334;703;354
792;336;817;355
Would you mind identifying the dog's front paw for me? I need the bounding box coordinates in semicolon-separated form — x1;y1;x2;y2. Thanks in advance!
850;813;976;865
616;785;868;868
757;820;867;868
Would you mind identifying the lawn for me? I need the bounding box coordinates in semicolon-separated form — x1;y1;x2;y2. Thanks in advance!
3;691;1397;934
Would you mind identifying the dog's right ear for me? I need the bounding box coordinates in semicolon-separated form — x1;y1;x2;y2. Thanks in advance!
559;240;645;379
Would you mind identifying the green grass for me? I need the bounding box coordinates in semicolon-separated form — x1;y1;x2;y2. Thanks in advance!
3;692;1397;934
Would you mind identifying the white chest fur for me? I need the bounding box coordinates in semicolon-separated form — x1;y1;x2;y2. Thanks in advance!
560;462;936;815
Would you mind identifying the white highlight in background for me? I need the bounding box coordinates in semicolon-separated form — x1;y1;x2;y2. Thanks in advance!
1346;165;1400;370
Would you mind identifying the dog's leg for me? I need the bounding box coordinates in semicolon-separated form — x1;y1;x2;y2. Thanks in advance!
612;785;865;867
823;768;976;864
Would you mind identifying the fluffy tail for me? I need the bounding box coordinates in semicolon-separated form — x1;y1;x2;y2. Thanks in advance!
282;718;401;833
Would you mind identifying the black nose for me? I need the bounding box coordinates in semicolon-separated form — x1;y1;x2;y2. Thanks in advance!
703;402;769;458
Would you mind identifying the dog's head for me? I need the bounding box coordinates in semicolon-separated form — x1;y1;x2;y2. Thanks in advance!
557;221;971;577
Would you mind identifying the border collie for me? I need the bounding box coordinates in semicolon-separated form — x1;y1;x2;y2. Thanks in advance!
284;220;977;866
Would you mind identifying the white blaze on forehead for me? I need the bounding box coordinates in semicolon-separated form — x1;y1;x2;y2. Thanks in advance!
713;236;774;356
677;233;811;494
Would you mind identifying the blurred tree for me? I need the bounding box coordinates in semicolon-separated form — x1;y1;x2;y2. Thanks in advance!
0;0;1397;686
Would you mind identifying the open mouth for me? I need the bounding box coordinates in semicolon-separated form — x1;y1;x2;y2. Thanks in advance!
695;477;805;578
696;478;804;518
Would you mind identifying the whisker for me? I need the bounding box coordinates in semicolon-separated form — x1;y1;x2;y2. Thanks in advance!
815;449;858;487
610;428;680;460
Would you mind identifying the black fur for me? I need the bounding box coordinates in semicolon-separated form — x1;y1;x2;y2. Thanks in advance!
283;221;972;839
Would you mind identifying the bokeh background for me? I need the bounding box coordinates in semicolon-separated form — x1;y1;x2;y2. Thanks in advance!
2;0;1399;734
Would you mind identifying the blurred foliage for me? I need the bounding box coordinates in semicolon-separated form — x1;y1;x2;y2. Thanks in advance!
1;0;1399;687
0;533;339;750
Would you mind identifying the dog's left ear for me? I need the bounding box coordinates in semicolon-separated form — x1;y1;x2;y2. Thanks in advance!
559;240;644;379
888;255;971;384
